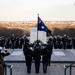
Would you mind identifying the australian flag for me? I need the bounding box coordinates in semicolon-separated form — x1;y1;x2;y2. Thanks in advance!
38;16;52;33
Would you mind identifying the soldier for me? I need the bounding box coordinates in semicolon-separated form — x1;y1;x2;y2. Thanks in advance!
72;37;75;49
33;42;41;73
23;36;30;55
23;38;30;65
24;35;29;45
19;37;24;49
62;34;67;50
41;44;49;73
48;36;53;49
15;37;19;49
24;45;33;73
66;37;72;49
0;36;6;50
47;36;53;66
19;35;29;48
53;36;57;49
10;34;15;49
57;35;62;49
5;37;11;49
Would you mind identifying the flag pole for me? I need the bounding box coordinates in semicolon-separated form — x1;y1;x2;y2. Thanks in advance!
37;14;39;44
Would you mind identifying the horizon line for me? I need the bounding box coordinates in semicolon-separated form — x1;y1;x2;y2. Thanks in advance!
0;20;75;22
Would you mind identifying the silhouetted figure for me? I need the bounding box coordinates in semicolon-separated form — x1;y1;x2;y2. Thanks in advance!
15;37;19;49
23;36;30;56
33;43;41;73
57;35;62;49
5;37;11;49
72;37;75;49
47;37;53;66
23;39;30;66
19;37;24;49
24;46;33;73
0;36;6;50
11;34;15;49
66;37;72;49
41;44;49;73
53;36;57;49
62;34;67;50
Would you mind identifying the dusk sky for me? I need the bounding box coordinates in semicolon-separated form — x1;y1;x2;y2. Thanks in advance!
0;0;75;21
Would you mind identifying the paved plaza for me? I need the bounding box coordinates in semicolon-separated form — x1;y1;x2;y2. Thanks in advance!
4;49;75;75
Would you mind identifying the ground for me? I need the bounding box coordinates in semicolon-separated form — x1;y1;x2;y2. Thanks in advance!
4;49;75;75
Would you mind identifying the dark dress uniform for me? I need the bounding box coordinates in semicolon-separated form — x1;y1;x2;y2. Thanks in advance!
19;37;24;49
66;38;72;49
62;35;67;50
53;36;57;49
33;43;41;73
15;37;19;49
23;43;30;67
24;46;33;73
47;37;53;49
57;36;62;49
0;36;5;48
41;45;49;73
23;38;30;57
11;35;15;49
47;38;53;66
24;37;29;45
5;37;10;49
72;37;75;49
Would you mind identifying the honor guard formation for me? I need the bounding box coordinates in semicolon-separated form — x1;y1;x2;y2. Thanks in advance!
0;34;75;50
0;34;75;74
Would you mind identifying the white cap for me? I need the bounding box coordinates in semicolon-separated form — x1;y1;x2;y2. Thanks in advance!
0;47;2;50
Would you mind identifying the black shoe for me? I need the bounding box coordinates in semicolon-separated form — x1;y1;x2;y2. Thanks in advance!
27;71;31;73
43;70;47;73
36;71;39;73
28;72;31;73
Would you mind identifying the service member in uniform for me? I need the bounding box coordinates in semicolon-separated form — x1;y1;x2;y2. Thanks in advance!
24;45;33;73
0;36;5;50
53;36;57;49
5;37;11;49
72;37;75;49
15;36;19;49
41;44;49;73
47;37;53;66
11;34;15;49
62;34;67;50
19;37;24;49
57;35;62;49
33;42;41;73
66;37;72;49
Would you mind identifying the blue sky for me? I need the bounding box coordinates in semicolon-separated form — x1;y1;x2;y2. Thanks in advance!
0;0;75;21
